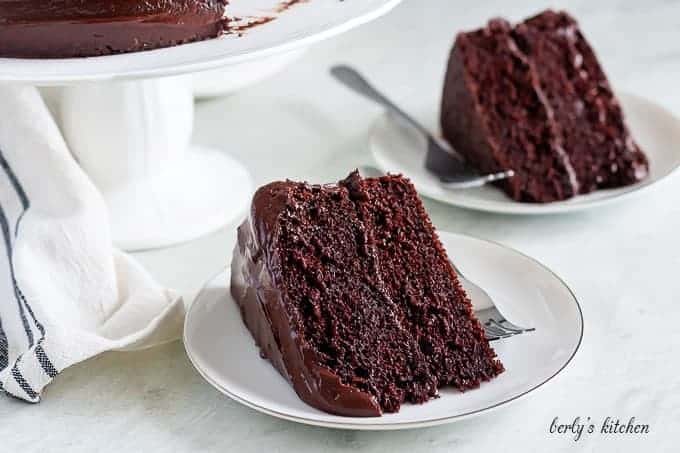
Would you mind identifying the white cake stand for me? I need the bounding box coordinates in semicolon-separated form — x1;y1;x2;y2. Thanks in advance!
0;0;402;250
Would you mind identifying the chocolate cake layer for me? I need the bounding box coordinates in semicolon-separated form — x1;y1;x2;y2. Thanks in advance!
0;0;228;58
441;18;578;202
440;10;649;203
231;172;503;416
351;175;503;391
515;11;649;193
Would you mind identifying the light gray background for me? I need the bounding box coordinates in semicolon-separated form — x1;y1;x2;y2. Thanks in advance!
3;0;679;451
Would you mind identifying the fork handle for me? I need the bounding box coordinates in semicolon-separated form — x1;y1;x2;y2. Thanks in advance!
440;169;516;189
330;65;431;137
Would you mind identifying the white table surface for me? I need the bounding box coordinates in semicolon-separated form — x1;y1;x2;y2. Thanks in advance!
2;0;679;451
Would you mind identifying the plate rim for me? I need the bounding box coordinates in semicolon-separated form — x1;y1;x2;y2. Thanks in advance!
184;231;584;430
370;91;680;215
0;0;404;84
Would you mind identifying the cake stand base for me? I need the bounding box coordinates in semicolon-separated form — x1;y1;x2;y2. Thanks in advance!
108;146;252;251
57;75;253;251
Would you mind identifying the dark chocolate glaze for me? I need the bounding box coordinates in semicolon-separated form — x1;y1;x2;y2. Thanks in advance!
0;0;228;58
230;182;382;417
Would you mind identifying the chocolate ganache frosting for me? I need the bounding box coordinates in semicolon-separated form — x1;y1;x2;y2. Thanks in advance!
231;182;382;417
0;0;229;58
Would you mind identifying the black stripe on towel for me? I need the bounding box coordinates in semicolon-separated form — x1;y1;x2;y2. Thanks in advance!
0;204;33;347
0;147;29;209
16;285;44;335
11;363;38;400
35;342;57;378
0;147;43;333
0;317;7;371
0;147;57;383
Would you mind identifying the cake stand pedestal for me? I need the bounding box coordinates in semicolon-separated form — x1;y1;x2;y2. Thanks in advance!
0;0;404;251
57;75;251;250
192;49;305;98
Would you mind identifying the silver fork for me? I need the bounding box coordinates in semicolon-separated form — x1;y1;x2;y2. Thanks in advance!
450;260;535;341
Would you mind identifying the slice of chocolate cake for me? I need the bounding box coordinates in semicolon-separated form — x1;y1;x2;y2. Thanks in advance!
231;171;503;417
440;10;648;203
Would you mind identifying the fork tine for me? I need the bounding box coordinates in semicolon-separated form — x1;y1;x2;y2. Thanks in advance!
453;260;535;339
483;327;501;340
480;305;534;334
500;319;535;333
483;324;507;336
484;325;513;339
488;318;523;333
484;327;515;341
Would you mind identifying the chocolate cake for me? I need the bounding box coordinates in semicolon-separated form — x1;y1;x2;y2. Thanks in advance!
0;0;228;58
231;171;503;416
441;10;649;203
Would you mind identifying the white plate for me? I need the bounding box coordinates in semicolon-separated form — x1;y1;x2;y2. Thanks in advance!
0;0;403;84
370;93;680;214
184;231;583;430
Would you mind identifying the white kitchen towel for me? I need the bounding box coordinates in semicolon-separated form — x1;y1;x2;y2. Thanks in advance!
0;85;185;402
